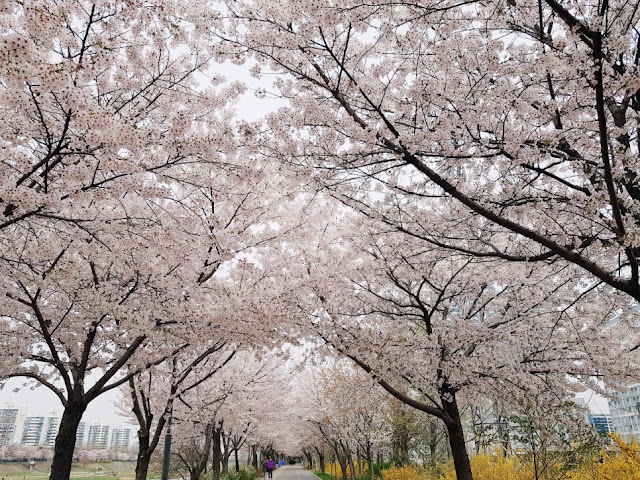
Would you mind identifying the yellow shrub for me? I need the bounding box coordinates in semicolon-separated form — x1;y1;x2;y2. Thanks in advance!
470;453;526;480
440;453;529;480
382;464;433;480
324;462;345;480
565;434;640;480
379;439;640;480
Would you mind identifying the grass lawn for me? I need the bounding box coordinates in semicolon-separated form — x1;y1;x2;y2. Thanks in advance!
0;462;138;480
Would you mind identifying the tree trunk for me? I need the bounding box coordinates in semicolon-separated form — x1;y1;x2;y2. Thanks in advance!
222;450;231;474
235;448;240;472
251;445;258;471
50;402;86;480
187;423;213;480
212;425;222;480
334;446;348;480
366;441;374;480
221;429;231;475
347;450;356;480
443;396;473;480
314;447;325;474
427;422;439;467
134;430;152;480
222;453;230;474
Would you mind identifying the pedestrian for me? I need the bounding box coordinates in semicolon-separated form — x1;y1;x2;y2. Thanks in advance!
266;458;275;479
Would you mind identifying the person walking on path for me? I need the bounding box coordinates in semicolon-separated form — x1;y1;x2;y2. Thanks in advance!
266;458;275;479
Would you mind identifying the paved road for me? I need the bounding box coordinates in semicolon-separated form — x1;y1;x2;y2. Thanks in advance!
269;465;318;480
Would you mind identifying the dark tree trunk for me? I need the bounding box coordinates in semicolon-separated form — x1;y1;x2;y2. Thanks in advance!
347;449;356;480
221;429;231;475
189;423;214;480
134;430;152;480
314;447;325;474
366;441;374;480
50;402;86;480
235;448;240;472
212;424;222;480
443;396;473;480
333;446;348;480
429;437;438;467
427;422;440;467
222;450;231;474
129;376;169;480
251;445;258;471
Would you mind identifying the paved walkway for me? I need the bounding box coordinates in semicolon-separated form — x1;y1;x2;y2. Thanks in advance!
268;465;318;480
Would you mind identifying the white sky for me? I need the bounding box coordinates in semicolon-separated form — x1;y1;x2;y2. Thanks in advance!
0;378;133;426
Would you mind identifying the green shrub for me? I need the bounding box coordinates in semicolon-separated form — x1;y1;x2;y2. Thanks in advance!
221;465;257;480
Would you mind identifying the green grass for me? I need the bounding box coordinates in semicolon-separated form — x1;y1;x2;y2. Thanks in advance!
313;472;336;480
0;462;138;480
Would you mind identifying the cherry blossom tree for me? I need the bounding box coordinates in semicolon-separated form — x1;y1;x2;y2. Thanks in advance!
169;350;291;480
127;342;236;480
268;201;636;480
0;3;293;480
305;366;392;480
210;4;640;476
218;0;640;305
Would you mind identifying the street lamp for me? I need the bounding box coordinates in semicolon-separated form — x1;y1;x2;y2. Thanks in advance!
161;414;172;480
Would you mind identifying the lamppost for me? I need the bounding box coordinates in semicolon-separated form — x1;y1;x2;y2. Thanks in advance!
161;413;172;480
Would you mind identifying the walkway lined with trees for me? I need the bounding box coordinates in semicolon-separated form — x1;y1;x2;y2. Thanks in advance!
2;1;640;479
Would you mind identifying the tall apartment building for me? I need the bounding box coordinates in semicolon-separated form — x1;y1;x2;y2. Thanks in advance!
86;424;110;448
21;416;45;445
0;409;19;446
0;406;135;449
76;422;86;447
110;428;131;449
42;416;60;447
608;383;640;440
587;413;612;435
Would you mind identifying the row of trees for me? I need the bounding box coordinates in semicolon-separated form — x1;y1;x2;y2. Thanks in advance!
3;1;640;480
212;0;640;478
285;366;604;480
1;2;295;479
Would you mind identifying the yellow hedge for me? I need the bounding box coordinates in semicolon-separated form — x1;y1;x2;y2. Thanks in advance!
565;434;640;480
439;453;526;480
324;461;370;480
382;464;430;480
380;436;640;480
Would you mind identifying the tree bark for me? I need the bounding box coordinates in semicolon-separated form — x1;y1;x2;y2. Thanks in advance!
134;430;152;480
188;424;214;480
333;445;348;480
314;447;325;474
212;424;222;480
443;395;473;480
49;402;86;480
222;444;231;474
251;445;258;471
366;441;374;480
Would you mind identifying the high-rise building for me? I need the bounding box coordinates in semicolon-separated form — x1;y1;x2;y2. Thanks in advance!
76;422;86;446
21;416;44;445
608;383;640;440
110;428;131;448
587;413;612;435
87;424;110;448
43;416;60;447
0;409;18;446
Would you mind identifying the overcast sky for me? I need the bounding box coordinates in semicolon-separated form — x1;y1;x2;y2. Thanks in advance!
0;378;133;426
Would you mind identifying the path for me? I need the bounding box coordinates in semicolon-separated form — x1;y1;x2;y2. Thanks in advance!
270;465;318;480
